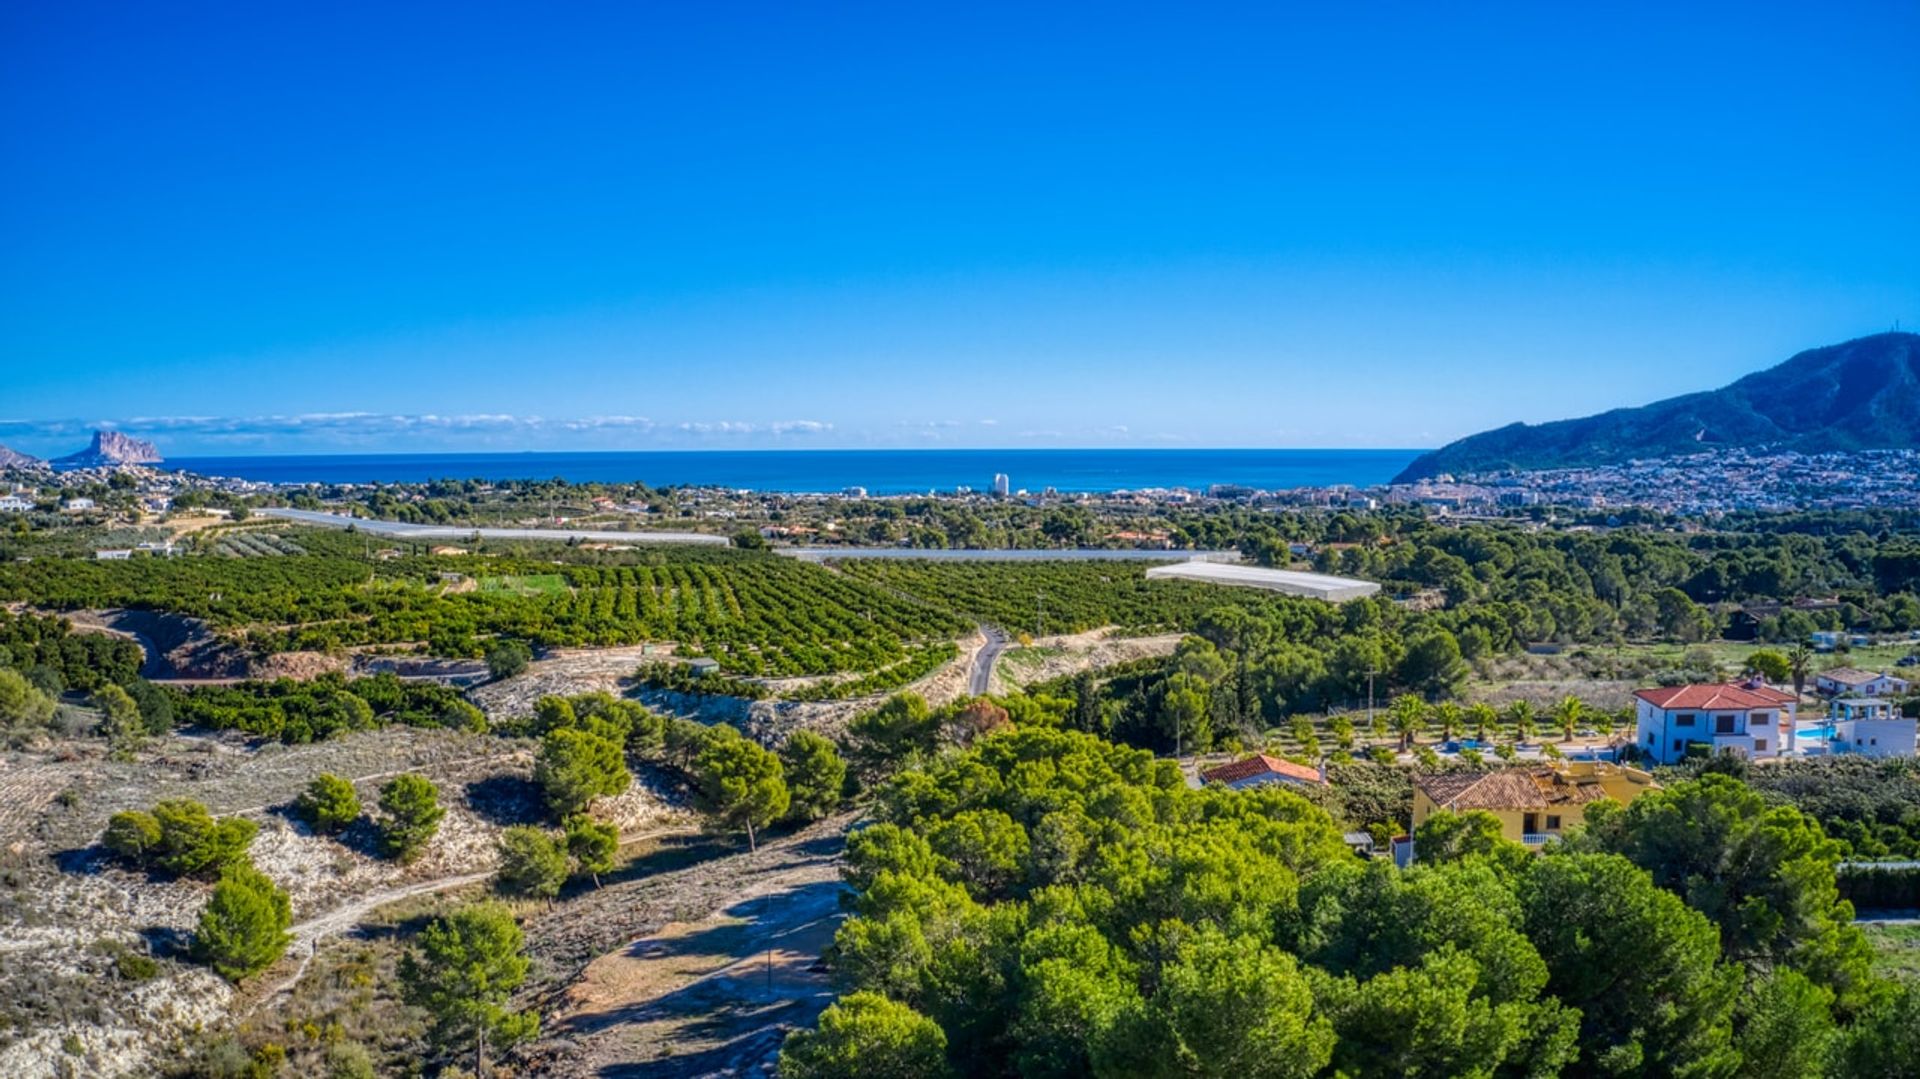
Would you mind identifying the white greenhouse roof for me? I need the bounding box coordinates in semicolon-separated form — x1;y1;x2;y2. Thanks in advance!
1145;561;1380;602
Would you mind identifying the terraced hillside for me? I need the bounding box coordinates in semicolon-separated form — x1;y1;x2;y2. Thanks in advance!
0;529;966;675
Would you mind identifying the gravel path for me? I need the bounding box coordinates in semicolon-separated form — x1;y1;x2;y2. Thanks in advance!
250;823;704;1010
522;814;854;1076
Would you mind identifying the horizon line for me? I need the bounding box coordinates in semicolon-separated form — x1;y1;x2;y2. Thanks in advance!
155;445;1436;459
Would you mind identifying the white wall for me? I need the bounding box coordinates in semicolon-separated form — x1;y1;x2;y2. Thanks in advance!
1836;719;1919;758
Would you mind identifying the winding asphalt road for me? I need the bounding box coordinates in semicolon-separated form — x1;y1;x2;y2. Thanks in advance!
970;625;1008;695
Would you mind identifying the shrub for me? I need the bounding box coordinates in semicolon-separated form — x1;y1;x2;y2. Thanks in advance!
779;991;953;1079
0;667;57;734
1836;864;1920;910
694;729;788;850
103;810;162;865
114;949;160;982
533;727;629;819
780;730;848;822
150;800;257;878
324;1041;378;1079
399;903;539;1073
193;860;292;981
376;775;444;863
564;815;619;888
94;682;145;758
295;774;362;834
125;678;175;734
485;639;532;681
495;826;568;900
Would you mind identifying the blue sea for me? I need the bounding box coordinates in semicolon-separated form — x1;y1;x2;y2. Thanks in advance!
167;448;1422;494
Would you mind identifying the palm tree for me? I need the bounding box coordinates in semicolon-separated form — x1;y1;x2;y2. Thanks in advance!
1505;700;1538;744
1467;702;1497;743
1390;694;1428;751
1434;701;1464;742
1787;644;1814;701
1551;694;1586;742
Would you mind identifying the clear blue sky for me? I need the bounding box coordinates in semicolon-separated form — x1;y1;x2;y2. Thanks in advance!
3;1;1916;456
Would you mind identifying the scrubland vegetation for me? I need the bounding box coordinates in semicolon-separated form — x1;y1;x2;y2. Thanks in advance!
783;723;1915;1078
1;506;1918;1076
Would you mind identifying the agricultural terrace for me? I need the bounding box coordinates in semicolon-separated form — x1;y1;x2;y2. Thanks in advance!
210;532;306;558
0;528;965;675
477;573;569;597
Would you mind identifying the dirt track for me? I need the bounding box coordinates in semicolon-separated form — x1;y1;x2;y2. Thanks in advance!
992;627;1184;692
522;814;855;1077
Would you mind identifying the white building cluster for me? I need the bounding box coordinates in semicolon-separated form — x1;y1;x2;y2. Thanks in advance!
1633;676;1917;765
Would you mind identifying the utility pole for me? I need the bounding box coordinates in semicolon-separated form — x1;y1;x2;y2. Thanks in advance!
1366;669;1379;737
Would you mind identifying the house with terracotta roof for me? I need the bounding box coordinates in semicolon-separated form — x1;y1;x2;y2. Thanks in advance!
1198;753;1325;790
1411;761;1658;850
1632;679;1798;765
1813;667;1911;698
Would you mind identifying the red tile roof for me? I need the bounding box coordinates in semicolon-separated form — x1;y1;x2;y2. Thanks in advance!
1414;768;1609;810
1633;682;1795;710
1201;754;1324;786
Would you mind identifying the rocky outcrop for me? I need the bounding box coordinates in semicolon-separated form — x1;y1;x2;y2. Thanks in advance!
0;443;44;470
52;430;162;469
62;608;252;680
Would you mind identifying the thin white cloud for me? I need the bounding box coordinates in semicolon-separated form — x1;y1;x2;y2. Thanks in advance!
676;419;833;436
0;413;830;450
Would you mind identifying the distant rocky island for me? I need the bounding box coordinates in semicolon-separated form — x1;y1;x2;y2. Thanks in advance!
1394;331;1920;482
54;429;163;469
0;429;164;472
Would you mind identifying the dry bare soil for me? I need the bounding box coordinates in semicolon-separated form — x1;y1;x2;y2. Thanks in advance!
0;726;686;1078
993;628;1184;693
523;814;855;1077
2;630;990;1077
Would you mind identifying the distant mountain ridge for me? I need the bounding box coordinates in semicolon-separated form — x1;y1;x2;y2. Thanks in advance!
0;444;44;470
52;430;163;470
1393;332;1920;483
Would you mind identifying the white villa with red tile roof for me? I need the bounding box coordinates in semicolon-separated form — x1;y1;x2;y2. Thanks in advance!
1199;754;1326;789
1633;680;1798;765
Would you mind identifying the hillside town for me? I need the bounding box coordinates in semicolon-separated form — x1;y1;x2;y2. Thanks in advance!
3;441;1917;538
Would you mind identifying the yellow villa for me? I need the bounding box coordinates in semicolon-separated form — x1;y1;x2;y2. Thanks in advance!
1410;761;1658;849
